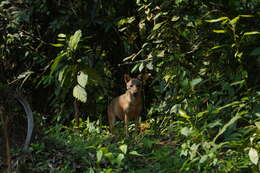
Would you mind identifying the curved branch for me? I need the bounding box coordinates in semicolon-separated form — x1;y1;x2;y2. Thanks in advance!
14;91;34;149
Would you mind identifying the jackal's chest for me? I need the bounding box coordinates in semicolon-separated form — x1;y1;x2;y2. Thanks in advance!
117;100;142;120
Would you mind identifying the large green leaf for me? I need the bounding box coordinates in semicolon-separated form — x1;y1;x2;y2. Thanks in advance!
73;84;87;103
190;77;203;87
50;52;66;75
68;30;82;51
96;149;103;163
249;148;258;165
77;71;88;87
119;144;128;154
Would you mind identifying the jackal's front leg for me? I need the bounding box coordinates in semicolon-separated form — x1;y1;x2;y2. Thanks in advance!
124;114;128;136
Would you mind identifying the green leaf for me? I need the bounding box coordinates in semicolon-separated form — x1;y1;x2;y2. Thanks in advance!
51;43;64;47
129;151;142;156
117;17;136;26
171;16;180;22
213;114;241;143
240;15;254;18
50;52;66;75
230;80;245;86
205;17;229;23
181;127;191;136
96;149;103;163
119;144;128;154
250;47;260;56
153;22;165;30
213;30;226;34
58;66;67;86
255;122;260;130
146;61;153;70
211;45;226;50
77;71;88;87
200;155;208;164
139;62;144;72
230;16;240;25
178;109;190;119
68;30;82;51
190;77;203;87
249;148;258;165
157;50;165;57
73;85;87;103
58;33;66;38
243;31;260;36
116;153;125;165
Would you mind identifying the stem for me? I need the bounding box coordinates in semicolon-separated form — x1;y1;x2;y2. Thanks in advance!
0;106;11;173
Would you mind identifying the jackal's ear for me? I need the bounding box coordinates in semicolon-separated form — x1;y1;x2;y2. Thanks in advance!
137;73;151;81
124;74;131;83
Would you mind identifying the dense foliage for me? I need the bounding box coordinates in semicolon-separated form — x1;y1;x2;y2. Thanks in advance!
1;0;260;172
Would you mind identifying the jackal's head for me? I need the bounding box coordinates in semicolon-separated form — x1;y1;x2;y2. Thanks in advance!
124;74;151;98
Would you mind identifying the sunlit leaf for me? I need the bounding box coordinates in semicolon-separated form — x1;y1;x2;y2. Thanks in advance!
178;109;190;119
68;30;82;51
211;45;226;50
146;61;153;70
230;16;240;25
119;144;128;154
190;77;203;87
51;43;64;47
205;17;229;23
153;22;165;30
249;148;258;165
255;122;260;130
73;85;87;103
243;31;260;36
116;153;125;165
240;15;254;18
157;50;165;57
230;80;245;86
213;30;226;34
58;33;66;38
139;62;144;72
129;151;142;156
96;149;103;163
171;16;180;22
77;71;88;87
200;155;208;163
181;127;191;136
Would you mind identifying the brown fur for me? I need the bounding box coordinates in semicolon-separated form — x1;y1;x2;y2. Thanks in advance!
107;74;150;135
